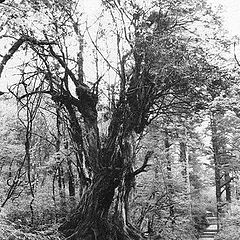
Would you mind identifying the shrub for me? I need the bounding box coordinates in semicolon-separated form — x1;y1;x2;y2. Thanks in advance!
215;201;240;240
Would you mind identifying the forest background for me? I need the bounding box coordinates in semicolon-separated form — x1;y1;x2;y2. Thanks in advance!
0;0;240;240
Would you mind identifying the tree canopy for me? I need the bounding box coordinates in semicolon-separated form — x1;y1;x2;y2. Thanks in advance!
0;0;239;240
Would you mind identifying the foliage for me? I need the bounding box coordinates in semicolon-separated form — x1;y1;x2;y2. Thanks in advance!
0;205;62;240
215;201;240;240
191;204;209;233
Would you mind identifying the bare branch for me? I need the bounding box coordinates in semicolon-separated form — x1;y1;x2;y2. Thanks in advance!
132;150;154;176
234;42;240;67
18;90;52;100
220;176;234;189
0;35;55;79
48;44;79;86
86;26;119;74
0;36;25;79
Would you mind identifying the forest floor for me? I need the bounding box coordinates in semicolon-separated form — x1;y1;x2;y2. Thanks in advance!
0;215;62;240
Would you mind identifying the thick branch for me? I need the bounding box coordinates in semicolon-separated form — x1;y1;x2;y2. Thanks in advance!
0;35;55;79
0;37;25;79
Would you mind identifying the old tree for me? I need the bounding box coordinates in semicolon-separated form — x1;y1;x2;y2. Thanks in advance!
0;0;228;239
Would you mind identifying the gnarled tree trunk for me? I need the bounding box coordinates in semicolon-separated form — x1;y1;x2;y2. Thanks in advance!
58;62;154;239
58;103;146;239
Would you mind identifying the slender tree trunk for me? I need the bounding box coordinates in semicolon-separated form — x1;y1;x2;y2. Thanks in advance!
63;141;75;198
211;116;221;204
179;141;187;182
58;165;66;211
164;130;175;223
211;112;222;230
180;140;192;219
55;106;66;211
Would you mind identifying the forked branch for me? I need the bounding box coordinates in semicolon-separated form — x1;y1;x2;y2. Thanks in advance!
0;35;55;79
132;150;154;176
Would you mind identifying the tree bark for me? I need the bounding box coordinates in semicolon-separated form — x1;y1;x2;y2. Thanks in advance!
224;171;231;202
59;163;140;240
58;94;144;239
164;130;175;223
210;112;222;231
179;141;187;182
